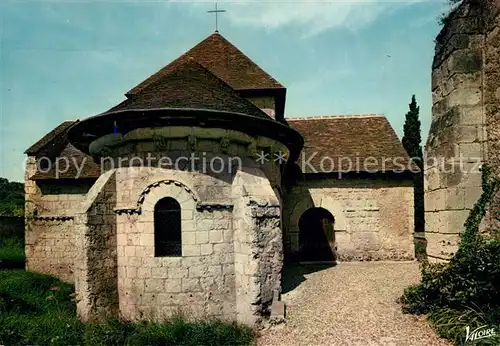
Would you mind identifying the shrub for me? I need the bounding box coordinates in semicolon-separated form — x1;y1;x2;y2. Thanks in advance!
400;165;500;345
0;237;25;263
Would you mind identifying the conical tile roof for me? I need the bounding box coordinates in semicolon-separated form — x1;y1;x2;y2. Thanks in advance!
108;58;270;119
126;32;284;96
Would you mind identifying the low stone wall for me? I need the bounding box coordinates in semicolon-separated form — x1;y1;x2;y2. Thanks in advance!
25;217;75;281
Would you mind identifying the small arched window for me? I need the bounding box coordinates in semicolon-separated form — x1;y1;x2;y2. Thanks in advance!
154;197;182;257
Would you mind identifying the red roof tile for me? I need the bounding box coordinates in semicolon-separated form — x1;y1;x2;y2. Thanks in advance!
31;143;101;180
126;32;283;95
25;121;101;180
25;121;76;155
286;115;414;174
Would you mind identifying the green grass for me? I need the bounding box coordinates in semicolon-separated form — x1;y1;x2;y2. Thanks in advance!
0;270;254;345
428;306;500;345
0;238;25;263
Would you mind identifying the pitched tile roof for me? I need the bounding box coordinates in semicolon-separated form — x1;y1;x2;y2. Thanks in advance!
108;58;271;120
25;121;101;180
286;115;414;174
31;143;101;180
126;32;283;96
25;121;76;155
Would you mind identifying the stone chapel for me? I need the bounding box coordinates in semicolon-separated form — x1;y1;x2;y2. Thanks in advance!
24;32;416;325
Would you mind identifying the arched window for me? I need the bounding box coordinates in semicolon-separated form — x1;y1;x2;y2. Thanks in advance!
154;197;182;257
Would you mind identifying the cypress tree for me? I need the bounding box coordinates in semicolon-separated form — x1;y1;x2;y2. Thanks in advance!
402;95;425;237
402;95;423;168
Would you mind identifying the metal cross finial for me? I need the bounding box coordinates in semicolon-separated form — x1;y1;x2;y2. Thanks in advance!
207;2;226;33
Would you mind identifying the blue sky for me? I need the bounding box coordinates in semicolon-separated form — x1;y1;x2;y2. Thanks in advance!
0;0;447;182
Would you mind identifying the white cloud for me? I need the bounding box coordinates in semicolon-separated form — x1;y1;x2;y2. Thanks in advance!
177;0;420;37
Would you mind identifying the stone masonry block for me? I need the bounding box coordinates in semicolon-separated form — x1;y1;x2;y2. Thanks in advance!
168;267;188;279
458;142;482;159
426;232;460;260
455;124;481;143
125;246;136;257
145;279;164;293
214;243;233;254
197;219;214;230
137;267;151;278
151;267;167;278
209;230;223;243
182;278;201;292
208;265;222;277
135;246;150;258
182;220;196;232
181;209;194;220
139;233;154;247
448;88;482;108
126;266;137;278
164;279;182;293
200;244;213;256
183;232;196;245
444;187;465;210
447;50;483;74
426;189;446;211
463;186;483;209
223;230;233;242
195;231;209;244
425;166;441;191
189;266;204;278
183;245;201;257
443;209;470;233
460;106;484;125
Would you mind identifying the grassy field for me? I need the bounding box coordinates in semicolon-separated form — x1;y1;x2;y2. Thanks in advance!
0;270;254;345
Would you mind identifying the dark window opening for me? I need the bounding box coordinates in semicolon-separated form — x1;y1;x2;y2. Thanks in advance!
154;197;182;257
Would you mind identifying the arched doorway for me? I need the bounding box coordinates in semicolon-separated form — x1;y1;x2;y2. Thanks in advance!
298;207;336;262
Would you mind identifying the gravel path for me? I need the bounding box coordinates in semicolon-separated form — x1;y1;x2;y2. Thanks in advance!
258;262;451;346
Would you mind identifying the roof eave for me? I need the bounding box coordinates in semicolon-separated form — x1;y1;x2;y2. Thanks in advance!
67;107;304;162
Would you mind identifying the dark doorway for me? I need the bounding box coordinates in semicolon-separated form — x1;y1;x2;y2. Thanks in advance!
298;207;336;262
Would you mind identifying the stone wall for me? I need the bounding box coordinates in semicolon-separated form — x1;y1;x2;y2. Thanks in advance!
114;168;236;321
425;0;500;261
71;126;286;325
74;170;118;322
233;168;282;325
283;176;414;261
25;156;94;282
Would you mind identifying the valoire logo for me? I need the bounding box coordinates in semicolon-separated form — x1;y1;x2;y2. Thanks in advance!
465;325;496;343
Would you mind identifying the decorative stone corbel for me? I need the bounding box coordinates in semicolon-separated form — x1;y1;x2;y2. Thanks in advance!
152;134;168;151
188;134;197;151
220;137;231;153
247;142;257;156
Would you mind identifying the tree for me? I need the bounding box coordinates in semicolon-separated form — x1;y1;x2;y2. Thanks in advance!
402;95;425;236
402;95;423;168
0;178;24;216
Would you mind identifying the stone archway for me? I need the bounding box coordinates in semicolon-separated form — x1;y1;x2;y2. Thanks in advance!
298;207;336;262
